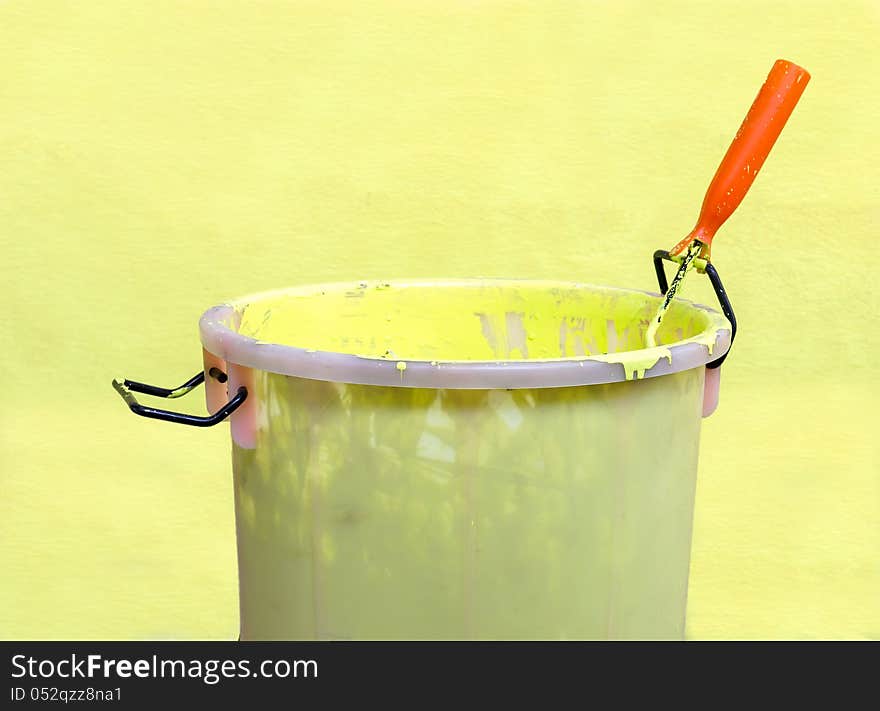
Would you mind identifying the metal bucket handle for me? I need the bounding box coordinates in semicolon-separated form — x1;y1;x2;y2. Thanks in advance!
652;250;737;369
111;367;247;426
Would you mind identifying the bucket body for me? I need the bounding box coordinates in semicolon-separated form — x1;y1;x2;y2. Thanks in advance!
199;280;731;640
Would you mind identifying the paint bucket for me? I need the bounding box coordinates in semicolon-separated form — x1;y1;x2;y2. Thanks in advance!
119;279;732;639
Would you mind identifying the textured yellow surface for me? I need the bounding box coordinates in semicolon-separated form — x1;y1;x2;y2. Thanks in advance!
0;1;877;640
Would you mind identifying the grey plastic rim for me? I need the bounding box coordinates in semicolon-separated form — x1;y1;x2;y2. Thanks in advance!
198;279;732;390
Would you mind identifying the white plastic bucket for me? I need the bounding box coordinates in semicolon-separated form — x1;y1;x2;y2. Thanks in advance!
197;279;731;640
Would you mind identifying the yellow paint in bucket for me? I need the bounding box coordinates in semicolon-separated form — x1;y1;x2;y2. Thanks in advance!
235;279;722;381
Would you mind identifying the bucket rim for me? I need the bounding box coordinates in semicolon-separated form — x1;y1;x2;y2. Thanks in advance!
199;278;732;389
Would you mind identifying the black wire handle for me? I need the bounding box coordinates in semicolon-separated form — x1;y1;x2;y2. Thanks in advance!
112;367;247;426
652;250;736;369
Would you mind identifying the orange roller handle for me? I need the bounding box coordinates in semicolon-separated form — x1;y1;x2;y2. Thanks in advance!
669;59;810;260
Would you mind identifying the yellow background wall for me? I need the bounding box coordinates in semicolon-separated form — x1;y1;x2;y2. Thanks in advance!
1;1;877;639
